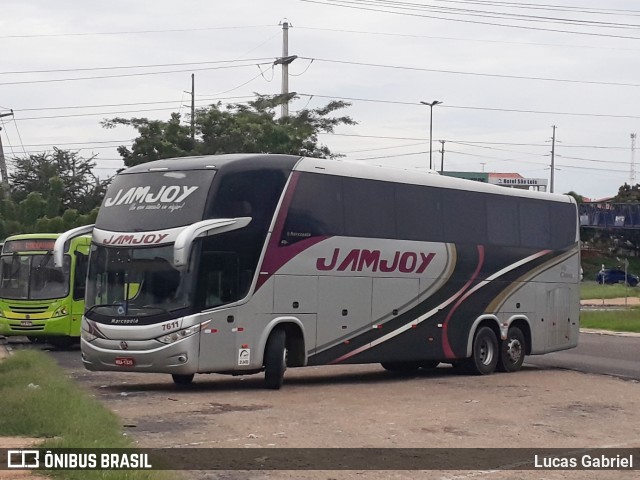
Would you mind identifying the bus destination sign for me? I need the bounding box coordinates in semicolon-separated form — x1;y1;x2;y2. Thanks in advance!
3;239;56;254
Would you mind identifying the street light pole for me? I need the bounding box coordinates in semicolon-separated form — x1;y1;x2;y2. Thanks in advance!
420;100;442;170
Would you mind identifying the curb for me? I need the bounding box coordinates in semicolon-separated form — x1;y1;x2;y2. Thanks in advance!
580;328;640;338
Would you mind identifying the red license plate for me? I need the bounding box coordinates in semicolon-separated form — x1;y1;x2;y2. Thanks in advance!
115;357;135;367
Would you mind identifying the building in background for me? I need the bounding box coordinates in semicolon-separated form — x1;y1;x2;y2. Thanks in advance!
442;172;548;192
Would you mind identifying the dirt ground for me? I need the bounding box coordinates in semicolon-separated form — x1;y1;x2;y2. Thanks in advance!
67;361;640;480
2;329;640;480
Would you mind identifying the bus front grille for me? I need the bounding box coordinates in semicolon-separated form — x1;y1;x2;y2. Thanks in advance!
9;305;49;314
10;325;45;332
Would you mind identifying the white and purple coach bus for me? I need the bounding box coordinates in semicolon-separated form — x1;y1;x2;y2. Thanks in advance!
54;154;580;388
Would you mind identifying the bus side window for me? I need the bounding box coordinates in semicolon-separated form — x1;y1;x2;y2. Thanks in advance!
73;252;88;300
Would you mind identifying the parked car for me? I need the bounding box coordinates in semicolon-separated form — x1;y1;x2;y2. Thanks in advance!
596;268;639;286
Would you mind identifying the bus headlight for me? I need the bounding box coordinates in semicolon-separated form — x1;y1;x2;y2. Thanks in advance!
53;306;68;318
81;329;98;342
156;325;201;345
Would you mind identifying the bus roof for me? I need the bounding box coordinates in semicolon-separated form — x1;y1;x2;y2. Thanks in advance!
119;154;301;175
115;153;573;205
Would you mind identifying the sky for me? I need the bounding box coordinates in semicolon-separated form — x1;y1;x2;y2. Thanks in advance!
2;0;640;200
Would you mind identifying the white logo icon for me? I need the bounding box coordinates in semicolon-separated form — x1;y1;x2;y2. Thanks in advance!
7;450;39;469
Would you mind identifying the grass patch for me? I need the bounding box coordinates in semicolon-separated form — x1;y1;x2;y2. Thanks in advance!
581;309;640;333
0;350;175;480
580;282;639;300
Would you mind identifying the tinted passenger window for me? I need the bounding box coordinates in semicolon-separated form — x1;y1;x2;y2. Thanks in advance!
395;184;444;242
443;190;487;244
343;178;396;239
209;170;286;233
487;196;519;247
551;203;577;248
520;201;550;248
281;173;344;245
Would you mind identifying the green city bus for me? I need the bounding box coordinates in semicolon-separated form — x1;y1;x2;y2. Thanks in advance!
0;233;90;348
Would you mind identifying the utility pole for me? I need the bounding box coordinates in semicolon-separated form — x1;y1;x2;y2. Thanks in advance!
274;20;297;118
420;100;442;170
190;74;195;140
631;133;637;184
439;140;445;173
0;110;14;192
550;125;556;193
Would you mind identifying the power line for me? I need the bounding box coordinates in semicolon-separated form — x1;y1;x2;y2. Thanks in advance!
0;62;273;86
298;92;640;119
0;58;274;76
296;25;640;51
426;0;640;17
297;0;640;39
0;25;275;39
298;58;640;88
330;0;640;29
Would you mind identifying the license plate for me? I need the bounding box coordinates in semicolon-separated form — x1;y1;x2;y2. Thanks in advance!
20;320;32;327
115;357;135;367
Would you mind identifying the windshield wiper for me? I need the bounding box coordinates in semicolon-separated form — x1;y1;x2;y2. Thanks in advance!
37;251;52;269
86;303;169;316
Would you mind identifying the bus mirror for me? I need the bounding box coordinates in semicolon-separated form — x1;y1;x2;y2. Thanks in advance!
53;224;94;268
173;217;251;268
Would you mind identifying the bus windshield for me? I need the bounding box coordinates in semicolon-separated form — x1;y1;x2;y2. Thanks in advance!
0;253;71;300
86;244;194;318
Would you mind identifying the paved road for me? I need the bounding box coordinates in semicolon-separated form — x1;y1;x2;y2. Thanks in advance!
9;330;640;382
526;331;640;381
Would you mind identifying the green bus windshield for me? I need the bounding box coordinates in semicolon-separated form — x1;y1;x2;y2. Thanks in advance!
0;253;71;300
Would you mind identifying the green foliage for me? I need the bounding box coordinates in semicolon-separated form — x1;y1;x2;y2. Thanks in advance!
612;183;640;202
10;148;110;214
580;308;640;333
0;350;172;480
580;282;639;300
0;149;106;241
565;191;584;204
102;94;356;166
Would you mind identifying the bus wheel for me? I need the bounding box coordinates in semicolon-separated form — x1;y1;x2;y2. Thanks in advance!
264;329;287;390
463;326;498;375
381;361;421;372
497;327;526;373
172;374;194;387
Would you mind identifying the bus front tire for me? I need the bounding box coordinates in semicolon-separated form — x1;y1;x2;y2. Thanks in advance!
172;374;194;386
497;327;526;373
462;326;499;375
264;329;287;390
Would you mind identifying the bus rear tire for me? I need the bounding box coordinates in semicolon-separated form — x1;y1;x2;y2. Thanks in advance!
172;374;194;387
497;327;526;373
462;326;498;375
264;329;287;390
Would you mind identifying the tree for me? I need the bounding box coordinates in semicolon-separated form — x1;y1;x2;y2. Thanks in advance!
9;148;110;214
612;183;640;203
102;94;356;166
565;191;585;204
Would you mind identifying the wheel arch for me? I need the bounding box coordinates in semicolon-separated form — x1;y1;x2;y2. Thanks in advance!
465;315;501;358
505;316;533;355
259;317;307;367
